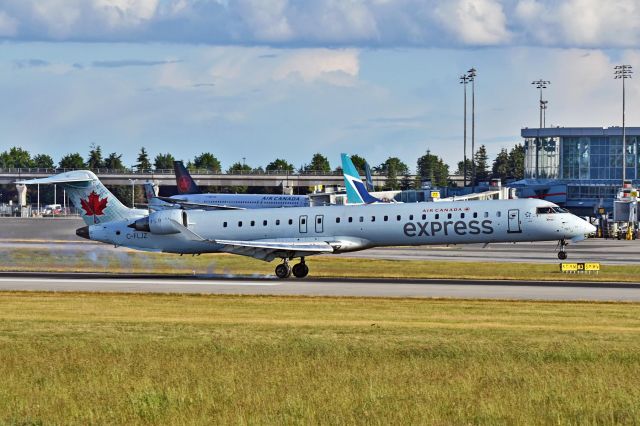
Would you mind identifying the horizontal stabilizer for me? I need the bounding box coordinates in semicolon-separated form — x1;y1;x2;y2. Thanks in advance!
15;170;98;185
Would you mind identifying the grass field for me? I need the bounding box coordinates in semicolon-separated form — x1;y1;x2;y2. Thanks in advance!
0;292;639;424
1;246;638;282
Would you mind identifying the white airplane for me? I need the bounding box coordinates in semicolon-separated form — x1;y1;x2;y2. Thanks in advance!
18;170;596;279
147;161;309;210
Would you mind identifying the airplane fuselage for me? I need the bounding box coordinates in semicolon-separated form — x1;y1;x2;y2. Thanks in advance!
89;198;594;255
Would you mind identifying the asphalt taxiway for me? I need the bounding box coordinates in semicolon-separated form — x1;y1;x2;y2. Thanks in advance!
1;273;639;301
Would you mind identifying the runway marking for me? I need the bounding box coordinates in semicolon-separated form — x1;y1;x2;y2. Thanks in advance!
0;278;282;287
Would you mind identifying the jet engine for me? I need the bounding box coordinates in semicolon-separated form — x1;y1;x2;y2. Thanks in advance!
129;209;188;235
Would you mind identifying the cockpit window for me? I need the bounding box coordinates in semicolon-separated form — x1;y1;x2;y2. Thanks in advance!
537;206;568;214
536;207;555;214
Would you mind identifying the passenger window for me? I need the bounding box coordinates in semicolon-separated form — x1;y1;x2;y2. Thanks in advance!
409;214;414;220
359;216;364;222
422;214;427;220
336;217;341;223
251;220;255;226
384;215;388;221
276;219;280;225
371;216;375;222
349;217;353;223
288;219;293;225
263;220;267;226
223;222;227;228
497;211;501;218
397;215;401;221
447;213;452;219
473;212;477;218
484;212;489;218
435;214;440;220
238;221;242;227
461;213;465;219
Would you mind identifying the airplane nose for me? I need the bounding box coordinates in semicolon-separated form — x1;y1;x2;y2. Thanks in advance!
76;226;90;240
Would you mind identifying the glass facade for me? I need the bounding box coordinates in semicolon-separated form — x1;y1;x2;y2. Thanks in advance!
524;137;560;179
524;133;639;182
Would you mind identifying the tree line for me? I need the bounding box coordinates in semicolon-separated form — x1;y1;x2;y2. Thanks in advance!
0;143;524;191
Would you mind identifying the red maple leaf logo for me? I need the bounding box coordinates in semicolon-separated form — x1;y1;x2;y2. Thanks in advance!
177;175;191;193
80;191;108;223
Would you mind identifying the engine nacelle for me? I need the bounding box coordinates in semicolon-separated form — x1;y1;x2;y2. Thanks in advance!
129;209;187;235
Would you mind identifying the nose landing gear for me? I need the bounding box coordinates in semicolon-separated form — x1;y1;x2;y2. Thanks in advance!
557;239;568;260
275;258;309;279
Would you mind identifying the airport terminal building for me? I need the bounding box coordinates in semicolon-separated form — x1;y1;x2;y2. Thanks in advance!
515;127;640;213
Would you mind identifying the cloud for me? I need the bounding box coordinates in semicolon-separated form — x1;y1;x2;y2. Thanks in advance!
514;0;640;47
0;10;18;36
0;0;635;48
14;58;49;68
91;59;181;68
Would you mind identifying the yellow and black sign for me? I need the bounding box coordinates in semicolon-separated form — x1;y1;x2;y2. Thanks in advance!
430;191;440;199
560;263;600;273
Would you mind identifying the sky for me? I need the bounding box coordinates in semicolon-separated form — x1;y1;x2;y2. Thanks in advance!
0;0;639;172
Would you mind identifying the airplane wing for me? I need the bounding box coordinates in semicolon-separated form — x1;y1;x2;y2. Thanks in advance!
169;219;334;261
213;239;334;261
156;196;245;210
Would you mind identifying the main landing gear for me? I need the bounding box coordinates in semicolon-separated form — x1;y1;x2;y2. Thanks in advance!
275;258;309;279
557;239;568;260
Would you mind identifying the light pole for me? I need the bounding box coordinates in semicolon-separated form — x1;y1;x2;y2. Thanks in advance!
468;68;477;186
532;79;550;179
128;178;137;207
615;65;633;184
460;73;470;187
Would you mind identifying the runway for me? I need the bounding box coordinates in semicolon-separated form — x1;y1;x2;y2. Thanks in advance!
1;272;640;301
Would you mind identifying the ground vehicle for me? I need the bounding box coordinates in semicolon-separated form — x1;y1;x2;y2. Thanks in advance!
42;204;62;216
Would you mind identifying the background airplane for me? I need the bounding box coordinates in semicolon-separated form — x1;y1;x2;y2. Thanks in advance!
148;161;310;210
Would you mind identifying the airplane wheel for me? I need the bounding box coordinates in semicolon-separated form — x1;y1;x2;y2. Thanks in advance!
292;263;309;278
275;263;291;279
558;251;567;260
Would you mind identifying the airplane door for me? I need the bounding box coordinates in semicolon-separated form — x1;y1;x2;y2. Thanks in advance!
508;209;522;233
299;215;308;233
315;215;324;233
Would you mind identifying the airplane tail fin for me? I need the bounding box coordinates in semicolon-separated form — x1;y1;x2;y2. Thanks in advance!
16;171;139;225
173;161;201;195
341;153;381;204
143;181;159;202
364;161;374;192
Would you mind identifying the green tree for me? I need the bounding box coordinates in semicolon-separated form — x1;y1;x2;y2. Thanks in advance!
193;152;221;172
0;147;33;168
492;148;510;181
154;153;175;170
135;147;152;171
474;145;490;183
32;154;54;169
227;162;252;173
87;144;104;170
266;159;294;172
349;154;367;174
104;152;126;170
376;157;409;190
417;151;449;187
455;158;474;184
508;144;525;180
59;153;85;169
304;153;331;173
